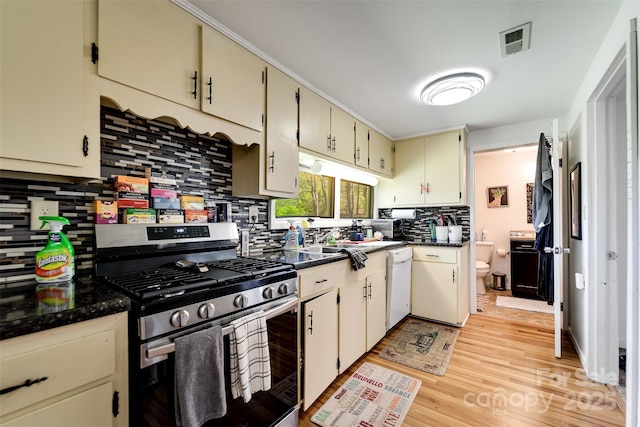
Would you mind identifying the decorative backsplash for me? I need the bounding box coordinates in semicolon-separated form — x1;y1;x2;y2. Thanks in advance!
378;206;471;241
0;105;470;287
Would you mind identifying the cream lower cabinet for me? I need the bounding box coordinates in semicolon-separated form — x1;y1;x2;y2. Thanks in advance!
410;245;469;326
337;252;386;374
0;0;100;179
0;313;129;427
298;263;338;411
392;129;467;206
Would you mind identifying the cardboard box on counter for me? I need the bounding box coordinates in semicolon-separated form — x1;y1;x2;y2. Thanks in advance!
150;188;178;199
124;208;157;224
115;191;149;209
158;209;185;224
94;200;118;224
184;209;207;223
180;195;205;210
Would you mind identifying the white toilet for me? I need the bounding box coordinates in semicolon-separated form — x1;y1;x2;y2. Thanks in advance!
476;241;494;294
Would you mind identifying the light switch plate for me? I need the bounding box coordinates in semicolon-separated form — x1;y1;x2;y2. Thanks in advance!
30;200;60;231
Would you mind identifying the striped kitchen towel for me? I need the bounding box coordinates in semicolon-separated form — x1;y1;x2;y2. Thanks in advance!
340;248;368;270
229;310;271;403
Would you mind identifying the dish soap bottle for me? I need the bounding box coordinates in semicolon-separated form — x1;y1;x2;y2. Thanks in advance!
283;221;300;250
35;216;75;283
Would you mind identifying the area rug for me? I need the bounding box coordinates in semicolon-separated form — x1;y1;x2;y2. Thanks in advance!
476;293;490;312
496;295;554;314
378;318;459;376
311;362;421;427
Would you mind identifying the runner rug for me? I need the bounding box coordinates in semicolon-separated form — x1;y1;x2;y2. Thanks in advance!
378;318;459;376
496;295;554;314
311;362;421;427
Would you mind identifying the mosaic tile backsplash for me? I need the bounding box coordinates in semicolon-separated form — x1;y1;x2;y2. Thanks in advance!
0;106;469;286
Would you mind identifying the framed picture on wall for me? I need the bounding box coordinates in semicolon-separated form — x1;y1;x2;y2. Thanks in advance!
570;162;582;239
487;186;509;208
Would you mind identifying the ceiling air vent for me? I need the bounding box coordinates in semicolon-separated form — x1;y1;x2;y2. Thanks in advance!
499;22;531;57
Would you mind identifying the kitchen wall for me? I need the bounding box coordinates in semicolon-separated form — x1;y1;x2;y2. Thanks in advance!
474;148;537;287
0;106;284;287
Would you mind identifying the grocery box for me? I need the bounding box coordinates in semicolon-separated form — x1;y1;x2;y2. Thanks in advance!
124;208;157;224
158;209;185;224
180;195;205;210
94;200;118;224
152;197;181;210
184;209;207;223
150;188;178;199
116;199;149;209
114;175;149;193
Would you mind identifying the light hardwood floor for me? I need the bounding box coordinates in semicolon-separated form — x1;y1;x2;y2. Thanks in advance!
299;313;626;427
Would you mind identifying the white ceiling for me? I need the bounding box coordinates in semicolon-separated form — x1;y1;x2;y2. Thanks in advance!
178;0;624;140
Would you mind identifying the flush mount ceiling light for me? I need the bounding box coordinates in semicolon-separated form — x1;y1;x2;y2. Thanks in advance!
420;72;486;106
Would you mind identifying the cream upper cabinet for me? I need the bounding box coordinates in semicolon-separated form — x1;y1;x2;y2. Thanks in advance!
232;66;299;198
367;128;393;177
0;0;100;179
200;25;265;132
98;0;200;110
299;87;355;164
354;120;370;168
393;129;467;206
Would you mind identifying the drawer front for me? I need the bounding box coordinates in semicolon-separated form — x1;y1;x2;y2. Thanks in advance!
344;251;386;283
0;330;116;416
411;246;458;264
299;263;338;299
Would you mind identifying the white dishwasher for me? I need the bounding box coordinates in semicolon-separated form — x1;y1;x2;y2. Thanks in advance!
386;247;413;330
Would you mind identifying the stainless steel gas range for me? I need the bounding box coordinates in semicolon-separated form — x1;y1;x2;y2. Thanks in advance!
95;223;299;427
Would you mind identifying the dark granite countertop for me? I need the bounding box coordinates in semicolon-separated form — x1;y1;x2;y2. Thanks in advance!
0;276;130;341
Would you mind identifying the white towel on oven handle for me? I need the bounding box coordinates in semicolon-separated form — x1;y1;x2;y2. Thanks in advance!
228;310;271;403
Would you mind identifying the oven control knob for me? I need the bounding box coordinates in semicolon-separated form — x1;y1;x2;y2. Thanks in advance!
278;283;290;295
170;310;190;327
263;287;274;300
233;295;246;308
197;303;215;319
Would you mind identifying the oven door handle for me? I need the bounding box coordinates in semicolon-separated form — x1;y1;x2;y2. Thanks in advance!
145;296;298;360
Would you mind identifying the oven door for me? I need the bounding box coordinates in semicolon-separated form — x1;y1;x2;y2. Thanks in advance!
137;297;299;427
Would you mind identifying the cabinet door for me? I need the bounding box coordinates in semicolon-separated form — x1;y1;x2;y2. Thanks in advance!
0;0;99;178
411;261;458;324
299;87;332;155
265;67;299;194
393;137;425;206
330;106;355;164
424;131;462;205
303;289;337;411
98;0;200;109
2;382;112;427
354;120;370;169
338;280;367;374
201;25;265;131
368;129;393;177
366;270;387;351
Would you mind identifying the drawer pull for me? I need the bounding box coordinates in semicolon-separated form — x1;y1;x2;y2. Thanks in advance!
425;254;440;258
0;377;48;395
315;279;328;284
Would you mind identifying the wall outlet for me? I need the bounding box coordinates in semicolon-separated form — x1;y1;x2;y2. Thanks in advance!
30;200;60;231
249;206;259;223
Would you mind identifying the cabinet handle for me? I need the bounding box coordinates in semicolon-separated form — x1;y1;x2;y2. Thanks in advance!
356;147;360;161
82;135;89;157
206;77;213;104
368;283;372;299
315;278;327;284
269;151;275;172
452;269;456;283
363;284;367;299
192;71;198;99
0;377;48;395
327;135;332;151
308;310;314;335
425;254;440;258
332;136;336;152
380;158;385;169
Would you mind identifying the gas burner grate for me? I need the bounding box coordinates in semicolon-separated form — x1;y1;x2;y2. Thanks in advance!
206;257;292;277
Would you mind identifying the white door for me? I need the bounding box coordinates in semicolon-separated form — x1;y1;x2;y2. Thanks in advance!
548;119;566;358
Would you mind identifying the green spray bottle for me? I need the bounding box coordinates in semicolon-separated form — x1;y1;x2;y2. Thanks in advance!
35;216;75;283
